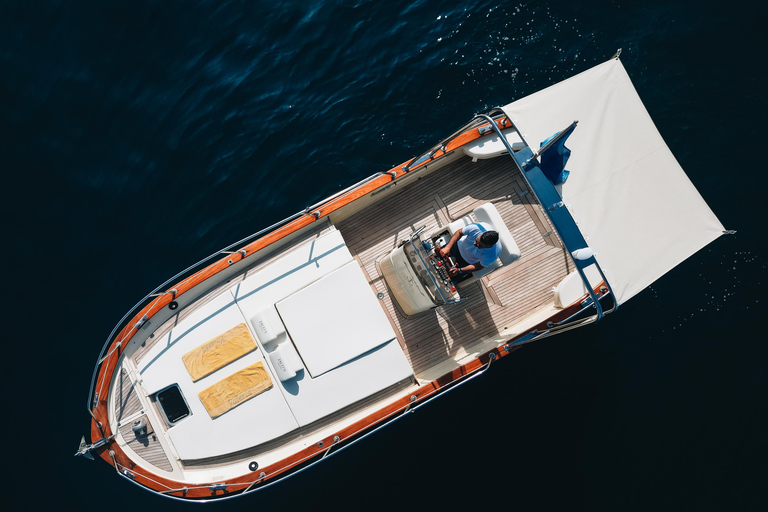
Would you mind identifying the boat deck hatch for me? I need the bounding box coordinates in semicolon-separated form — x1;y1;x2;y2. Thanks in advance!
155;384;190;425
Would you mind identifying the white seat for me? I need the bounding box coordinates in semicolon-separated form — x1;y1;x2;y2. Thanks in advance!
462;128;526;162
553;265;603;309
445;202;521;281
249;309;285;346
268;342;304;381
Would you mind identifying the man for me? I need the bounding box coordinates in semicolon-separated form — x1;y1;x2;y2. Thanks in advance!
437;222;501;279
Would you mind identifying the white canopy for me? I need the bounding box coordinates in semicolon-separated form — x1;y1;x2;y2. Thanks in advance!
501;58;724;304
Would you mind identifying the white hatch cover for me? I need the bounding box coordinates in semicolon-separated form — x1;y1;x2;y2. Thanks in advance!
276;261;396;378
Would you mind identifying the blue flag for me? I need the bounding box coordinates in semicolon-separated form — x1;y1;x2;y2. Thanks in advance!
539;123;576;185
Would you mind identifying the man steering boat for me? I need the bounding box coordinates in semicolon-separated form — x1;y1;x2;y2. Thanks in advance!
437;222;501;279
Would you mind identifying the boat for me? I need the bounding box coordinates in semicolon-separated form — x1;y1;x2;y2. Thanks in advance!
76;54;727;501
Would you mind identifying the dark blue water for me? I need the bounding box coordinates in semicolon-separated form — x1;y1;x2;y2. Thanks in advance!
3;1;767;510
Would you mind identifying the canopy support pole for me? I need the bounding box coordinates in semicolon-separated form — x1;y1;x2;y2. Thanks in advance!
471;111;618;319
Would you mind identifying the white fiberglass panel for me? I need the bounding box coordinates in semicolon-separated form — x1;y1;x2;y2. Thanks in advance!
233;230;413;427
277;338;413;426
276;261;397;378
232;229;354;307
137;292;299;460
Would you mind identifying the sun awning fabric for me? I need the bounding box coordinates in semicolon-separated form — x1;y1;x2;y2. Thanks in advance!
501;58;724;304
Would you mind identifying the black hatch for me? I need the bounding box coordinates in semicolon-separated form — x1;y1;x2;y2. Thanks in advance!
155;384;190;425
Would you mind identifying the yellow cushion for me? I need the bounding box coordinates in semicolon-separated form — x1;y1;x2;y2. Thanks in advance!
198;362;273;418
182;323;257;381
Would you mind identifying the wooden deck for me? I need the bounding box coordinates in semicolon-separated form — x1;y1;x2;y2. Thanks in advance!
114;366;173;472
132;153;570;379
115;153;572;471
336;155;572;376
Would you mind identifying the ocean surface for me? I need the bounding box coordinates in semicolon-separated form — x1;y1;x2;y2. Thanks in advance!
3;0;767;510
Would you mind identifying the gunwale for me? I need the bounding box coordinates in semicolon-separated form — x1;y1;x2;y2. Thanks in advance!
88;117;609;500
90;117;511;438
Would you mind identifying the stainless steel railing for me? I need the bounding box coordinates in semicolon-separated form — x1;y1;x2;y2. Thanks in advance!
83;107;618;495
470;110;619;321
113;353;498;502
85;170;395;421
401;111;513;173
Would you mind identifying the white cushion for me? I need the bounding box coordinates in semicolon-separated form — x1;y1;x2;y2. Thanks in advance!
553;265;603;308
462;128;526;161
268;342;304;381
444;203;521;281
473;203;521;265
233;232;413;428
250;309;284;346
447;214;474;235
138;292;300;460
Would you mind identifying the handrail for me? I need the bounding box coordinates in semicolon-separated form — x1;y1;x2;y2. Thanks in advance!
117;350;499;502
407;353;495;413
87;106;611;417
86;114;512;425
401;111;510;173
502;290;616;351
399;106;616;324
86;170;391;417
85;107;619;500
469;112;618;320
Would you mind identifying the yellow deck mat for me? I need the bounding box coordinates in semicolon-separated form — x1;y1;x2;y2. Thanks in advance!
182;323;257;382
198;362;273;418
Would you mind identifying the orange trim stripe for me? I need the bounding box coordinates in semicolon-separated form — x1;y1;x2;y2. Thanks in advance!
89;117;611;500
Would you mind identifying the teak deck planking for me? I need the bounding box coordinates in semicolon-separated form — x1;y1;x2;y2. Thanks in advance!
106;150;574;493
336;155;569;376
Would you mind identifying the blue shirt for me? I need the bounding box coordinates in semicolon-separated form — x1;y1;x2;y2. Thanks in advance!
458;222;501;267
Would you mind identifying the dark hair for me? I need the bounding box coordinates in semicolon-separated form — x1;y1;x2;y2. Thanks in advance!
480;230;499;246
